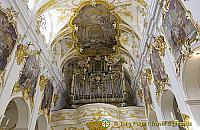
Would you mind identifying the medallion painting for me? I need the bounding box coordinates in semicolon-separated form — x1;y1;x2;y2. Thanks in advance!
0;10;18;74
41;79;54;113
18;55;40;100
162;0;197;59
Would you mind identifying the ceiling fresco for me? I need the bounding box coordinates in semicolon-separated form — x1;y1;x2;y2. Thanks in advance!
27;0;150;46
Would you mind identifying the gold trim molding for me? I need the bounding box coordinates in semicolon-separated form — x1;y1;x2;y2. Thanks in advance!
36;0;57;16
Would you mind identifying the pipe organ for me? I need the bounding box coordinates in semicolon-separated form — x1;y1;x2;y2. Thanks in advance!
69;55;132;108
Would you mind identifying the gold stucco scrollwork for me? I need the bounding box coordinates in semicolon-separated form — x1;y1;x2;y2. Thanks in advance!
22;87;30;100
53;93;59;106
86;121;106;130
0;6;19;34
177;109;192;130
144;68;152;85
135;0;148;9
15;44;28;65
12;81;21;93
39;75;48;91
12;81;35;109
196;23;200;36
154;78;168;102
152;35;166;57
22;88;34;109
5;7;18;29
137;88;143;101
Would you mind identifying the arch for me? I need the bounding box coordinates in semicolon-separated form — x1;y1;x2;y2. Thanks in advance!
183;47;200;100
182;47;200;126
0;97;30;130
35;115;48;130
161;90;183;130
148;110;159;130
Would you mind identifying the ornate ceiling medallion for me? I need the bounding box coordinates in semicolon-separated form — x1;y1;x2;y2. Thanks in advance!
68;0;121;56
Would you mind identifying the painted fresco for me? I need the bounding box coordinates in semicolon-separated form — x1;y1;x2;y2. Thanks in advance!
18;55;40;99
41;79;54;111
150;48;164;81
141;76;152;107
0;10;17;73
150;48;168;86
162;0;197;58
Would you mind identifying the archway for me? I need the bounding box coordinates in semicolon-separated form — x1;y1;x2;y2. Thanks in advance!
183;47;200;126
0;97;29;130
35;115;47;130
148;110;159;130
161;90;184;130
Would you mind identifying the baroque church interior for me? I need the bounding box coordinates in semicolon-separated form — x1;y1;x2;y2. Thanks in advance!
0;0;200;130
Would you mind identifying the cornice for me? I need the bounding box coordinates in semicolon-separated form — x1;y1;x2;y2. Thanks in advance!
185;100;200;105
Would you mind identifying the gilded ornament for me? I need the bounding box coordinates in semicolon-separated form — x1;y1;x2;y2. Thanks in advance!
36;0;57;16
155;78;168;102
22;88;30;100
144;68;152;85
51;27;72;48
117;4;133;19
50;113;65;122
152;35;166;57
196;23;200;36
5;7;18;29
137;88;143;101
90;0;97;7
129;113;137;118
177;109;192;130
135;0;148;8
29;49;41;56
22;87;35;110
15;44;28;65
42;108;49;116
0;5;19;40
53;93;59;105
39;75;48;91
86;121;106;130
12;81;21;93
120;35;128;45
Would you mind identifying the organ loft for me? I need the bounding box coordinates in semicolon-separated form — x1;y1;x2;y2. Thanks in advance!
0;0;200;130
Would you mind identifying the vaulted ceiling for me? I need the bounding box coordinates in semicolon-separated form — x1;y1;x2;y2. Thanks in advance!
26;0;151;69
27;0;152;107
27;0;150;46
